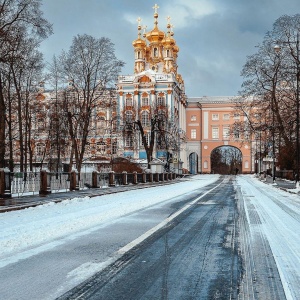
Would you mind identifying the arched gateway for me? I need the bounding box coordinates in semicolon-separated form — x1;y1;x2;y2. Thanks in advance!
186;96;252;174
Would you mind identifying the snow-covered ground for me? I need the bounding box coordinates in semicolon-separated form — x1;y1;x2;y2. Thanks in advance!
237;176;300;300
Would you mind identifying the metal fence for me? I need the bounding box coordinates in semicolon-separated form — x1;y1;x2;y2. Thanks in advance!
1;170;178;198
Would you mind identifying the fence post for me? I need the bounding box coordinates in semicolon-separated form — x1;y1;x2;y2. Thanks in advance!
39;170;51;196
70;170;77;191
109;171;115;186
149;172;153;183
133;171;138;184
0;168;11;198
142;172;147;183
122;171;128;185
92;171;98;188
165;173;168;181
155;172;159;182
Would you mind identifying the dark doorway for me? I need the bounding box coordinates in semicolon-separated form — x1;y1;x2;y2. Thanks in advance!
211;146;242;175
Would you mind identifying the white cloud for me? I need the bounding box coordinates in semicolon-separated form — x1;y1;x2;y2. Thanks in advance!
123;1;217;33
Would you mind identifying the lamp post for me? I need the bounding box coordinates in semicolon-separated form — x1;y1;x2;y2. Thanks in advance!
274;32;300;187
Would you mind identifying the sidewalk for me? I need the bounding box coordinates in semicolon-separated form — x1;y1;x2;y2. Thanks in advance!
0;180;178;213
261;175;299;193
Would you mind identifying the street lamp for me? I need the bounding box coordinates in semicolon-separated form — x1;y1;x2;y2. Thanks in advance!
274;32;300;187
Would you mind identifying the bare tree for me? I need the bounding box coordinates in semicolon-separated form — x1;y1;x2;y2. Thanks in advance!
236;14;300;170
0;0;52;169
56;34;124;172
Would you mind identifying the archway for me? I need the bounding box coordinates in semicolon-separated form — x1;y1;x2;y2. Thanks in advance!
211;146;242;175
189;152;198;174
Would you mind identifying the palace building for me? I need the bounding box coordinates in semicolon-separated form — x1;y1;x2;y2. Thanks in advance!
7;4;255;175
116;4;187;172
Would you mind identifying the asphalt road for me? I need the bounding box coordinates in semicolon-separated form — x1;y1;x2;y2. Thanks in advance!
58;176;244;299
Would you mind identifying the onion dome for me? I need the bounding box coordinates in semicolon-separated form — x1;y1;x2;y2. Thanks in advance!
162;20;176;47
132;17;146;48
145;4;165;43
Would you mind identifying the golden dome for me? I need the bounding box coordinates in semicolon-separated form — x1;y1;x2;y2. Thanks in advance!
133;17;146;48
145;4;165;43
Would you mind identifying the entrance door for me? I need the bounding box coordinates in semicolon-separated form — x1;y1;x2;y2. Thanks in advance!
189;152;198;174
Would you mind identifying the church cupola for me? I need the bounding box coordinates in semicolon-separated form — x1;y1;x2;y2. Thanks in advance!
133;17;147;74
162;17;179;74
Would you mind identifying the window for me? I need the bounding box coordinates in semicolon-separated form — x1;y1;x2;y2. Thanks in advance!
112;141;117;154
141;111;150;127
141;97;149;106
203;161;208;169
36;144;44;157
154;47;158;57
191;115;196;121
125;135;133;147
212;114;219;120
191;129;196;139
223;127;230;139
157;96;165;106
234;129;240;139
212;127;219;139
126;111;133;123
96;141;106;153
126;97;133;107
234;113;240;120
223;114;230;120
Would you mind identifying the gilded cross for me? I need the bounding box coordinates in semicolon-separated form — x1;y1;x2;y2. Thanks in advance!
137;17;142;26
153;4;159;13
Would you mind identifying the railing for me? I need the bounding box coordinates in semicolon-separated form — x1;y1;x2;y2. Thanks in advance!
11;172;40;196
0;169;178;199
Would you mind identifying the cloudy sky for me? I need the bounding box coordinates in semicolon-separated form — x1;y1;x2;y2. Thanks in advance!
39;0;299;97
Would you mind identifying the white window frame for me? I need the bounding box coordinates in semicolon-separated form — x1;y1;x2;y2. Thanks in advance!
141;97;149;106
191;129;196;139
191;115;196;121
223;113;230;120
157;96;165;106
126;111;133;123
125;135;133;147
223;127;230;139
212;127;219;139
212;114;219;121
141;111;150;127
126;97;133;107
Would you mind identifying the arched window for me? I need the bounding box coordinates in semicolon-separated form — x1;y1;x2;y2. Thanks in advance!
126;97;133;107
141;111;150;127
125;134;133;147
204;160;208;169
141;96;149;106
245;160;249;169
154;47;158;57
36;143;44;157
126;111;133;123
157;96;165;106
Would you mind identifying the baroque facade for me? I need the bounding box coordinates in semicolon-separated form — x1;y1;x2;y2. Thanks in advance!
116;5;187;170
